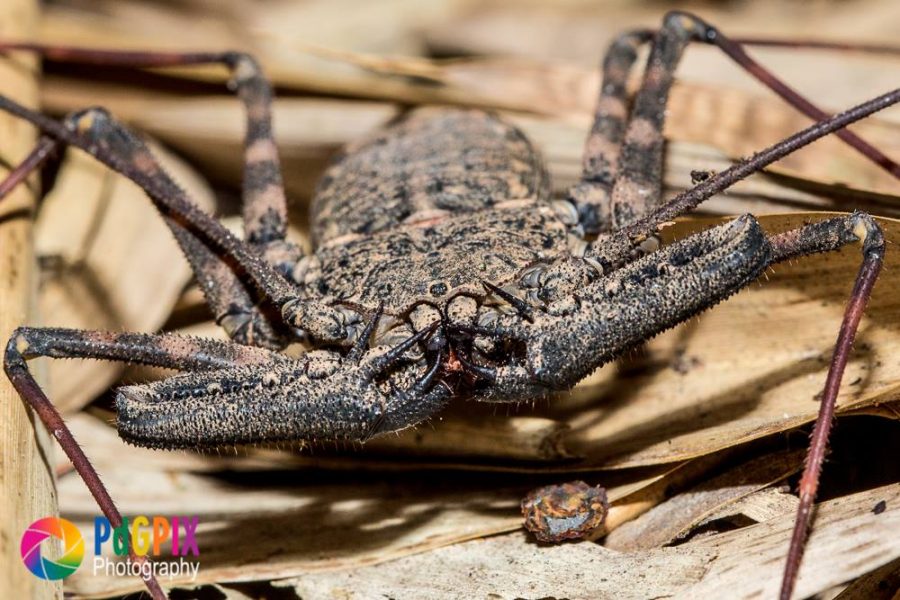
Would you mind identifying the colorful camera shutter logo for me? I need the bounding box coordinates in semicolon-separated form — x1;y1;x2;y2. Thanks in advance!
20;517;85;580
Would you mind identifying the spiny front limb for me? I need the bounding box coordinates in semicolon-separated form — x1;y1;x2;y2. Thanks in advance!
478;214;770;401
116;323;450;449
4;325;447;598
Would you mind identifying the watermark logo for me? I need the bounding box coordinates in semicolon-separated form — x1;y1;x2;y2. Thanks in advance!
20;517;85;580
21;515;200;582
94;516;199;557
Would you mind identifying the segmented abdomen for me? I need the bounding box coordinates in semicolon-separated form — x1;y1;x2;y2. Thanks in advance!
311;107;551;246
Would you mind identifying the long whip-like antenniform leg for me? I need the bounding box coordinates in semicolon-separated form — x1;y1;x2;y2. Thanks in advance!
629;90;900;234
0;135;56;198
585;88;900;270
674;11;900;179
765;215;885;600
625;14;898;215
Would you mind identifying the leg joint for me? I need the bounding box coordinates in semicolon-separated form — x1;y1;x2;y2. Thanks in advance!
662;10;712;41
3;327;30;372
850;211;885;256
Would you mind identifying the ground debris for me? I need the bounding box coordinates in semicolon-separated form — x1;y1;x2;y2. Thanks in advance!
521;480;608;543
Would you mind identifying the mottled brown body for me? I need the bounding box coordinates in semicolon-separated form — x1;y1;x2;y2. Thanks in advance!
1;10;898;600
312;108;551;243
308;199;568;313
304;108;565;322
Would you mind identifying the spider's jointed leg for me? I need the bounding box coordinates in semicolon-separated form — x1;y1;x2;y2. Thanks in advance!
0;43;298;256
583;89;900;273
3;322;448;451
0;96;354;344
568;29;653;234
570;83;897;599
0;105;291;347
570;11;899;235
0;46;366;344
768;213;884;600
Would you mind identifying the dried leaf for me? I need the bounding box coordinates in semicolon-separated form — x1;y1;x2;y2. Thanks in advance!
59;414;667;598
275;484;900;600
834;556;900;600
425;0;900;71
282;532;710;600
0;2;57;599
699;485;799;525
36;11;900;204
688;484;900;599
604;449;803;551
365;413;574;462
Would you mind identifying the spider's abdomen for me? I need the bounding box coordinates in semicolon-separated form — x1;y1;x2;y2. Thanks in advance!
310;107;551;246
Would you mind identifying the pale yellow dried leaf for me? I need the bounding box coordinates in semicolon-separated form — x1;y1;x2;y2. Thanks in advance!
833;556;900;600
688;484;900;599
700;485;799;525
0;1;57;598
36;4;900;201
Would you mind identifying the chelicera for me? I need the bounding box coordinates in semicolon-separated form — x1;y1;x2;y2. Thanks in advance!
1;11;898;600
